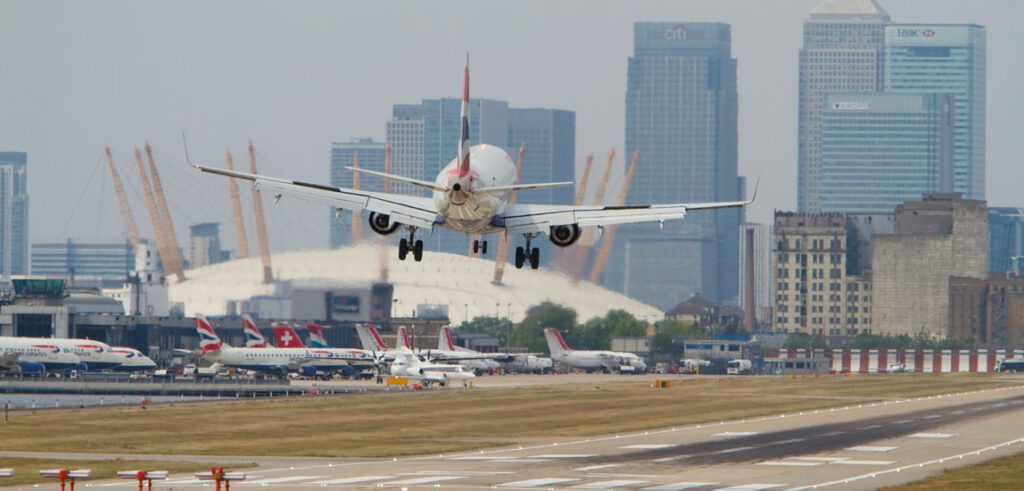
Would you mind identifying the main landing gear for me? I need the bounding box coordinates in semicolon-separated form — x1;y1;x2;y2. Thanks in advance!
514;234;540;270
473;239;488;255
398;227;423;262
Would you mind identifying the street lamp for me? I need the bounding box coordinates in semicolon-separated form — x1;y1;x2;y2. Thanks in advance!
393;298;399;319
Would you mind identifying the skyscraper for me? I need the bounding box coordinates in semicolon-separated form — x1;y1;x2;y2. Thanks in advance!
610;22;743;309
328;138;387;249
0;151;28;277
820;92;954;213
798;0;890;212
885;24;986;200
507;108;575;206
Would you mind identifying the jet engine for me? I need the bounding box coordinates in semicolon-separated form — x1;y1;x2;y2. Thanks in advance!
548;224;581;247
368;212;400;235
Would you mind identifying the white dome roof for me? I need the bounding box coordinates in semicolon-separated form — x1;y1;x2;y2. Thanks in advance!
169;244;662;324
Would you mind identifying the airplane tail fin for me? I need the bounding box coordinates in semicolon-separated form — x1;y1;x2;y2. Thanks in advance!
306;323;330;348
439;325;456;351
457;52;471;178
241;314;268;348
195;315;224;355
356;324;389;351
272;322;306;348
543;327;571;356
396;325;412;350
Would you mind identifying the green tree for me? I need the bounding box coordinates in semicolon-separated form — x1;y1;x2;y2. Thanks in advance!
575;310;645;350
455;316;515;345
783;332;826;349
510;303;577;353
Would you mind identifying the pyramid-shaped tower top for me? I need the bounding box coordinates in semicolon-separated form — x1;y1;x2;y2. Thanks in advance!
810;0;891;21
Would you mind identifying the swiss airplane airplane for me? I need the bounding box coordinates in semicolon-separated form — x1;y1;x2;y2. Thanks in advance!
194;55;755;269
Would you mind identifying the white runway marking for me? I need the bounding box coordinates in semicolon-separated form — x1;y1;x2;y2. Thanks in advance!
533;454;597;459
789;457;850;462
641;483;717;491
499;477;581;487
713;431;760;437
910;433;955;438
653;455;692;463
573;464;622;471
891;419;914;424
380;475;467;485
832;459;896;465
756;460;822;466
822;431;845;436
621;444;679;449
923;414;942;419
569;479;649;488
717;446;753;454
308;476;394;485
243;475;325;484
847;445;898;452
858;424;882;430
715;484;784;490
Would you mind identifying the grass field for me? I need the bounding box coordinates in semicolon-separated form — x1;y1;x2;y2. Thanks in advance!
884;451;1024;490
1;373;1017;459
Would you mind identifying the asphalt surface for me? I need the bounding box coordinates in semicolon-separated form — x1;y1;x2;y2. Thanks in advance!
3;374;1024;490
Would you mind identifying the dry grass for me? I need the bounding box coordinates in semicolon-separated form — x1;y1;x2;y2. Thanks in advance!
0;458;252;487
884;452;1024;490
0;373;1016;459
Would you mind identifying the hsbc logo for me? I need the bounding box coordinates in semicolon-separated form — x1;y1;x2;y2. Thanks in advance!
897;28;936;38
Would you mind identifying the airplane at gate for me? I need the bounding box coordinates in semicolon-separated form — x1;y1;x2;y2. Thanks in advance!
543;327;647;374
195;315;348;376
0;337;81;373
242;315;270;348
273;323;375;371
111;347;157;372
389;351;475;387
194;55;755;270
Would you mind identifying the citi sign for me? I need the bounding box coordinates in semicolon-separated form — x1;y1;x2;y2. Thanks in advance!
897;28;936;38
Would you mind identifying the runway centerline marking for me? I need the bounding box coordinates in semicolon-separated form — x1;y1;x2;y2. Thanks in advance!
499;477;580;487
641;482;716;490
309;476;394;485
621;444;679;449
380;475;467;485
569;479;649;488
847;445;898;452
910;433;956;438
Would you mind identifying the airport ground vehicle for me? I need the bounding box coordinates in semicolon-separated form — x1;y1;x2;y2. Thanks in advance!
726;359;752;375
996;359;1024;372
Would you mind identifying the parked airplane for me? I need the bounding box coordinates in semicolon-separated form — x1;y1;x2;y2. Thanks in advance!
195;315;347;376
193;56;755;269
434;325;551;374
241;315;269;348
0;337;81;373
431;325;500;373
543;327;647;374
111;347;158;372
34;338;124;371
389;351;475;387
273;323;375;372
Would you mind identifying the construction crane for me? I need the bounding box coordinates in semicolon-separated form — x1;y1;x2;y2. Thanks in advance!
377;143;392;283
105;147;141;250
134;148;175;280
588;151;638;284
225;150;250;258
491;143;525;284
249;141;274;284
554;152;593;273
350;150;362;244
146;143;186;281
570;148;615;281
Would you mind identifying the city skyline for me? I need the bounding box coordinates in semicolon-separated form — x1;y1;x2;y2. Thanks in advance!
1;0;1021;259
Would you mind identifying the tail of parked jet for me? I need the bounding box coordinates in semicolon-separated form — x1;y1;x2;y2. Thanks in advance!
306;324;330;348
356;324;389;352
395;325;412;350
242;314;268;348
438;325;456;351
195;315;225;355
272;323;306;348
543;327;571;357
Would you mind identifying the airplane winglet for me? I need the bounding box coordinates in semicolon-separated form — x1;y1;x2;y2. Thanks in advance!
182;132;200;170
747;175;760;205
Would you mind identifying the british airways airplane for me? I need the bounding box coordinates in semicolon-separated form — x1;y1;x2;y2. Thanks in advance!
0;337;81;373
194;55;755;269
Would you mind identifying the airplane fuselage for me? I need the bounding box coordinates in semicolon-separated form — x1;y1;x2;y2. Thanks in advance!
432;144;516;234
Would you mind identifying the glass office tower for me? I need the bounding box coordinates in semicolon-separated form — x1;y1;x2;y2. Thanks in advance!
608;22;743;309
0;151;28;277
885;24;986;200
328;139;387;249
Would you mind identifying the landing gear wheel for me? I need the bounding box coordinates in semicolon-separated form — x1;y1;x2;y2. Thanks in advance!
398;239;409;261
481;240;488;255
529;247;540;270
413;240;424;262
514;247;525;269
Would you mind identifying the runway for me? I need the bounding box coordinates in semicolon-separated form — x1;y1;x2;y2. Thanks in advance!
4;381;1024;490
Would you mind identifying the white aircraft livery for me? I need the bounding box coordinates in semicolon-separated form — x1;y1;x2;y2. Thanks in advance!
544;327;647;374
111;347;157;372
0;337;81;373
195;315;347;376
194;55;755;269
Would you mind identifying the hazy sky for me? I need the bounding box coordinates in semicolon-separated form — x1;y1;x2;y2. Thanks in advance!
1;0;1021;256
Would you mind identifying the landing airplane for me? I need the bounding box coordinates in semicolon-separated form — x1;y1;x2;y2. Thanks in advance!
193;55;755;269
0;337;81;373
543;327;647;374
195;315;346;376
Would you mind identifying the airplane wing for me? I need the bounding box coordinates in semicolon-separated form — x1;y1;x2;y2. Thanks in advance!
195;165;440;230
501;197;752;235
